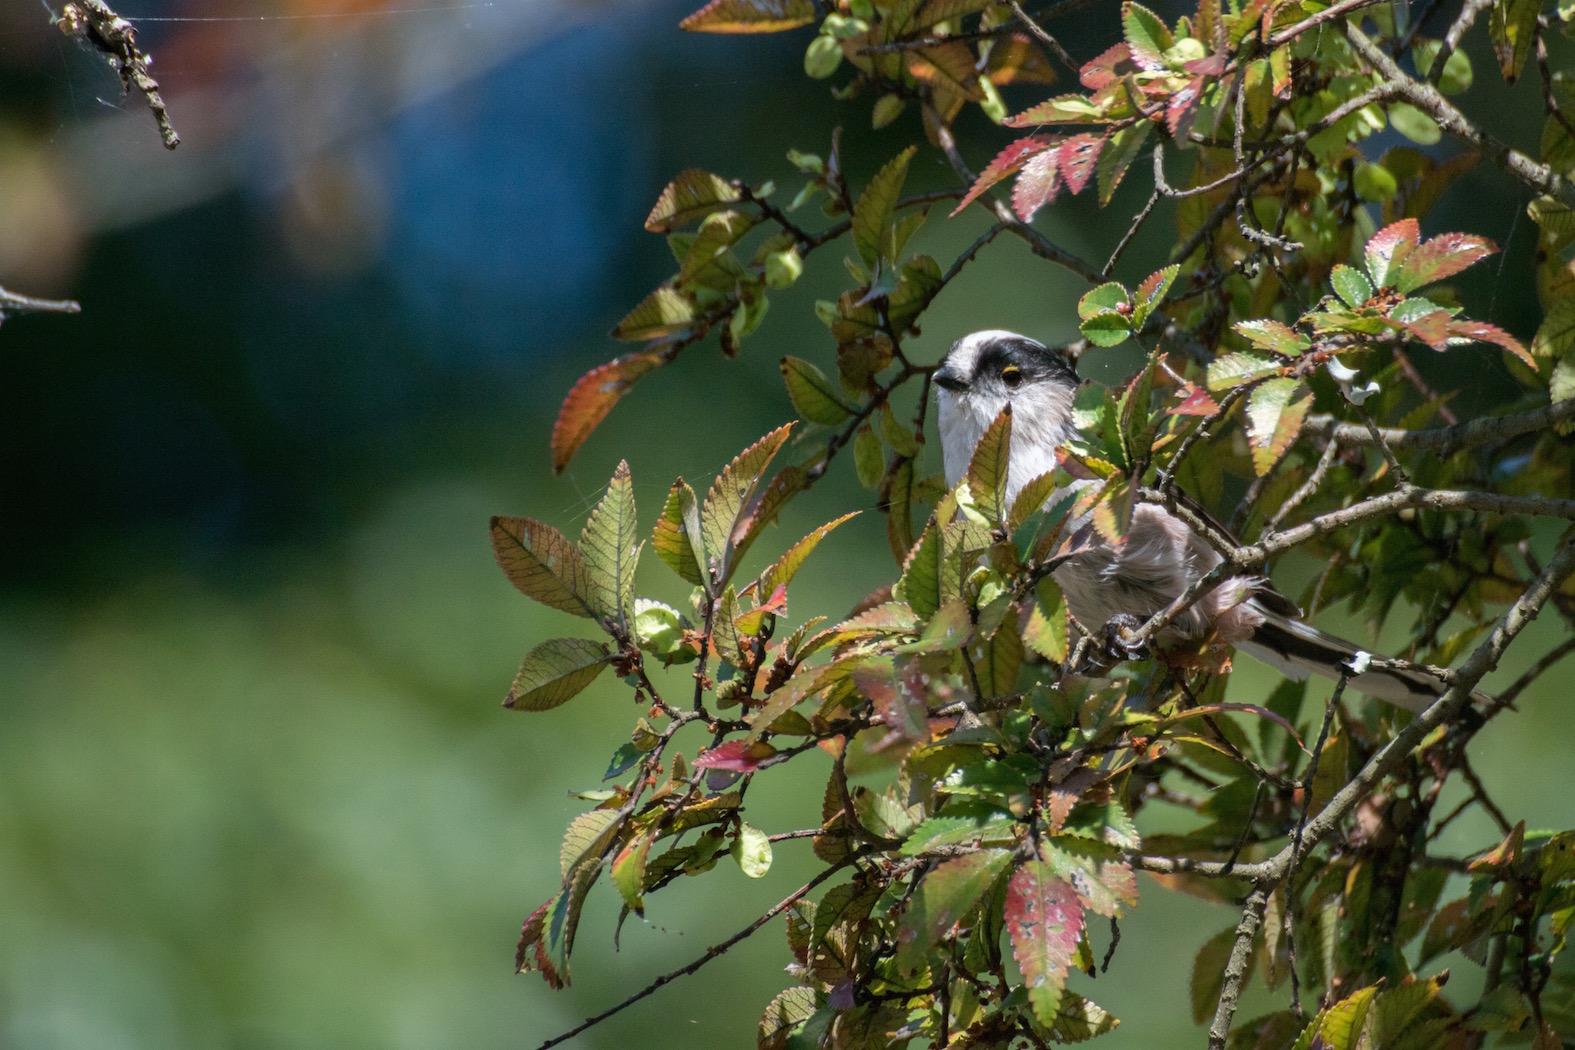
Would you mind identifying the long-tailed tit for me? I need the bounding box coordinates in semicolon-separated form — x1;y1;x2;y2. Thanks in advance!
933;329;1477;713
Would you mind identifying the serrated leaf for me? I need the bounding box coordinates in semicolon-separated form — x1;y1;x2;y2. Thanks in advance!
1025;579;1070;662
552;352;666;473
1246;378;1311;476
1449;319;1535;368
652;479;707;587
1331;264;1374;308
854;423;885;489
561;809;621;879
1009;471;1063;529
1207;352;1280;391
758;986;817;1050
1043;838;1137;918
972;620;1023;699
1058;133;1104;196
1013;149;1062;221
968;405;1014;527
1392;231;1498;293
898;523;944;620
1131;263;1178;326
646;169;742;230
898;849;1013;974
1006;860;1085;1029
1489;0;1539;82
901;810;1020;856
612;285;699;341
1189;923;1239;1024
731;465;806;573
852;657;930;743
1036;990;1120;1041
491;517;596;617
1121;1;1173;69
1364;218;1420;289
952;135;1056;217
1079;311;1133;347
781;356;851;425
579;461;639;624
853;146;917;270
701;425;795;587
505;637;613;711
1096;115;1151;205
757;511;857;604
526;857;598;987
1553;352;1575;403
1006;94;1112;127
695;739;779;772
1078;282;1129;320
1312;984;1380;1050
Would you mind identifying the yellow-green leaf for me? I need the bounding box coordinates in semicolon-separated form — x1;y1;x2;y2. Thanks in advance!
701;425;795;587
644;169;741;231
1246;378;1312;476
853;146;917;270
491;517;596;618
505;637;612;711
579;460;639;625
968;405;1014;527
757;512;859;602
781;356;850;425
612;286;699;341
652;479;707;588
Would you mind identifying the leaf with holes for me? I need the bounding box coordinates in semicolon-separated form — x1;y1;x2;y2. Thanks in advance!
701;425;795;587
1246;377;1311;476
652;478;707;587
1006;860;1086;1029
1013;149;1062;221
491;517;597;617
1058;133;1104;196
552;352;666;473
952;135;1056;216
897;849;1013;974
853;146;917;270
504;637;612;711
757;512;859;605
1363;218;1420;289
780;356;850;425
968;405;1014;527
579;461;639;625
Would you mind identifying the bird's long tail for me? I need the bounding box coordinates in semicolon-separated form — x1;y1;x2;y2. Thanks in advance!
1237;608;1488;714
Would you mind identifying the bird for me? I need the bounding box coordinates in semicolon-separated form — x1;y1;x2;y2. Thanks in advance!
932;328;1478;713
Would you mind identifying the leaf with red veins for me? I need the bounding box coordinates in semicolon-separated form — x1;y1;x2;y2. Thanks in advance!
1363;218;1421;289
1184;53;1227;76
951;135;1057;217
1006;861;1086;1029
1013;149;1063;221
1401;309;1453;350
694;739;779;772
1080;42;1133;90
1057;133;1104;196
1449;319;1535;368
1169;383;1219;416
1392;232;1499;294
553;351;666;473
1166;76;1206;138
679;0;816;32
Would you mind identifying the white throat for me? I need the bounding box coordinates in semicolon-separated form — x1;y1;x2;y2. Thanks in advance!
937;380;1075;507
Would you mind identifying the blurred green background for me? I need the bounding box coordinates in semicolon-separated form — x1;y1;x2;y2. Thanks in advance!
0;2;1570;1047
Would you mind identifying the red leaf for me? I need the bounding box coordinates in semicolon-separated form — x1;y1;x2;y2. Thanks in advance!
1169;382;1219;416
552;351;666;473
1057;133;1104;196
1013;150;1062;221
694;739;779;772
1006;861;1085;1027
1080;42;1133;90
951;135;1056;217
679;0;817;33
1449;319;1535;368
1392;231;1499;294
1364;218;1421;289
851;659;930;743
1166;76;1206;138
1401;309;1452;350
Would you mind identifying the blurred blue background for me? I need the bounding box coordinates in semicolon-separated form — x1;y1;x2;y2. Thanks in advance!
0;1;1569;1047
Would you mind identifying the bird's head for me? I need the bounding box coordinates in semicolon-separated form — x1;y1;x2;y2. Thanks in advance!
933;330;1079;491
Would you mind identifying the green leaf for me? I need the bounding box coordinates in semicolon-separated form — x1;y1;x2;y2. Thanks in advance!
1235;318;1311;357
758;986;817;1050
1079;311;1134;347
1311;985;1380;1049
1553;352;1575;403
652;479;707;588
1489;0;1540;82
561;809;621;879
1392;231;1498;293
897;849;1013;973
1246;378;1311;477
679;210;756;284
731;822;773;878
1532;296;1575;360
1042;837;1137;918
757;512;859;603
1365;218;1421;289
1008;471;1062;530
897;523;943;620
579;461;639;625
1412;38;1473;94
968;405;1014;527
1024;579;1069;662
780;356;851;425
1353;161;1399;203
1006;860;1085;1029
504;637;613;711
878;404;920;457
701;425;795;587
713;586;748;669
971;620;1023;699
854;423;885;488
901;809;1021;856
1330;264;1374;308
1096;121;1151;205
611;832;653;914
1121;1;1174;68
644;169;742;231
491;517;596;618
1189;923;1240;1024
633;599;695;663
853;146;917;270
1130;263;1178;326
1206;352;1280;391
1077;281;1129;319
803;33;843;78
612;285;699;341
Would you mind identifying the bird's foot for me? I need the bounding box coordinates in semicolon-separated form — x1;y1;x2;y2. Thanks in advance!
1100;613;1148;665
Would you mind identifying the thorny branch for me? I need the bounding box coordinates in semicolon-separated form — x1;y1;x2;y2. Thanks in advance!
56;0;179;150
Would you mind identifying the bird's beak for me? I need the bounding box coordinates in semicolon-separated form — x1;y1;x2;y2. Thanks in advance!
932;364;967;392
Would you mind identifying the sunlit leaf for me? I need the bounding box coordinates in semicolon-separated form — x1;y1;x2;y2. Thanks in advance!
1096;118;1151;204
1330;264;1374;308
897;849;1013;973
645;169;743;231
695;739;779;772
968;405;1014;527
1013;148;1062;221
504;637;612;711
560;809;621;879
1364;218;1421;289
491;517;596;618
781;356;851;425
1246;377;1311;476
1024;579;1070;662
757;512;859;606
1448;319;1535;368
652;478;707;587
1121;1;1173;69
611;832;654;914
897;522;944;620
952;135;1056;217
758;986;816;1050
1058;133;1104;196
1206;351;1280;391
552;352;666;473
1006;860;1085;1028
853;146;917;270
731;822;773;878
579;461;639;625
1391;231;1498;293
701;424;795;586
851;656;930;742
1489;0;1539;82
